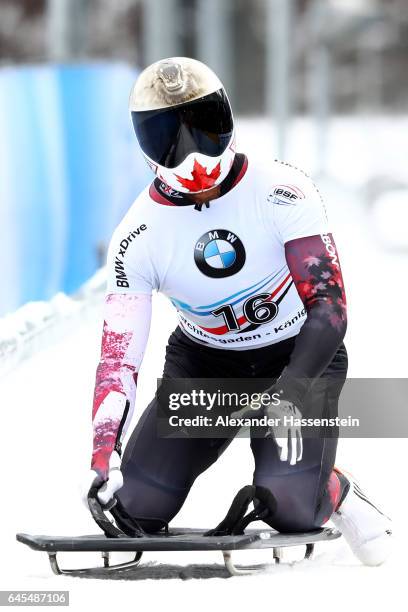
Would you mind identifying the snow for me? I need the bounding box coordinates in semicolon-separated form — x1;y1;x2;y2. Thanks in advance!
370;190;408;251
1;118;407;611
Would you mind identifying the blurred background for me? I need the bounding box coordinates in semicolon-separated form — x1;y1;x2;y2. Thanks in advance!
0;0;407;317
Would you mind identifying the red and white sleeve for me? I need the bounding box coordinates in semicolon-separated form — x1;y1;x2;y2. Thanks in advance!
91;292;152;479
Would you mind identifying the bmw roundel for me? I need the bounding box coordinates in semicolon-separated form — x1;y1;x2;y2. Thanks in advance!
194;229;246;278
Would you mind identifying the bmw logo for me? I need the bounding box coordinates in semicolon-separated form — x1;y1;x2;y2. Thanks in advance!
194;229;246;278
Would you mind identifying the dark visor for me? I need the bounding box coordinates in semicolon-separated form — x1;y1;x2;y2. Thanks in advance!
131;89;233;169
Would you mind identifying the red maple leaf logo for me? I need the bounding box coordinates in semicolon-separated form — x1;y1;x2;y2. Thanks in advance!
175;159;221;192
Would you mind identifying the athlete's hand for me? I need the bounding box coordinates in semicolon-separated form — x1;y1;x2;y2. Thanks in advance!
81;451;123;510
264;398;303;466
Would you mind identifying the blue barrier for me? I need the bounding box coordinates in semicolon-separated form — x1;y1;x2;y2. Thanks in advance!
0;63;151;316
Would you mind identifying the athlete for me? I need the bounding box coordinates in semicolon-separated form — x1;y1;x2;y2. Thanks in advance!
84;57;391;566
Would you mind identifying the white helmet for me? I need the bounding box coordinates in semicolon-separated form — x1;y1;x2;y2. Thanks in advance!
129;57;236;194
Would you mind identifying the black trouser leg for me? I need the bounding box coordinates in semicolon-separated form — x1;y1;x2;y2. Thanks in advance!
116;398;232;532
251;345;348;532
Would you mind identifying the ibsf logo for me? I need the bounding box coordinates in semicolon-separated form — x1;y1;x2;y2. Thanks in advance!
267;184;305;206
194;229;246;278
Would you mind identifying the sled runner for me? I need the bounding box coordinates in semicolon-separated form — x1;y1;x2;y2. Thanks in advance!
17;528;341;577
16;485;341;577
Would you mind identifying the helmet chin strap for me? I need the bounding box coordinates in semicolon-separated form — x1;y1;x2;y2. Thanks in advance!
187;184;221;211
193;201;211;212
